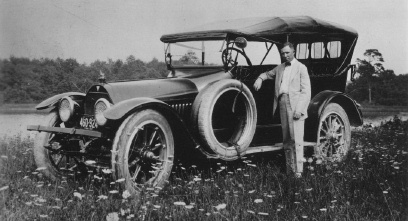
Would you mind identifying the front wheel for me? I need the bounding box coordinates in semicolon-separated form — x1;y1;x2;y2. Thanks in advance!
33;112;80;180
112;109;174;195
315;103;351;163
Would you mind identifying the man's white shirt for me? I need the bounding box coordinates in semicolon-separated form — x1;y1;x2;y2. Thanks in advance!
279;58;298;95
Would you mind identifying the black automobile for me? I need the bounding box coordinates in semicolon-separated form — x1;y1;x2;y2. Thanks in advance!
28;16;362;194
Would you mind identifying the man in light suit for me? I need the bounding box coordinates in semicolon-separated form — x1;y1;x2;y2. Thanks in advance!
253;42;311;177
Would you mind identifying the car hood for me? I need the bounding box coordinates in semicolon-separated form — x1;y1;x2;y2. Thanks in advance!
96;78;198;104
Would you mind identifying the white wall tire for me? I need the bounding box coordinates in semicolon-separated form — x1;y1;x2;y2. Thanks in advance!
196;79;257;160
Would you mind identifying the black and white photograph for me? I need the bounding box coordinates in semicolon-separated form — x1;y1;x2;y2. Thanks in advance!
0;0;407;220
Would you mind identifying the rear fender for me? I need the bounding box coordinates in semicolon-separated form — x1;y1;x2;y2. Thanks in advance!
36;92;85;110
305;90;363;141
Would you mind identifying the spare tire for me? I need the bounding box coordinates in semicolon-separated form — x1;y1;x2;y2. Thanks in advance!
194;79;257;160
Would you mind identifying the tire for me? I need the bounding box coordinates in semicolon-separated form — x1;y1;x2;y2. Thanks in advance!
33;112;77;180
191;82;216;135
196;79;257;160
112;109;174;195
315;103;351;162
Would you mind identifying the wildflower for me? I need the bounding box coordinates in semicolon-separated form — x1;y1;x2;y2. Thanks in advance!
174;201;186;206
185;205;194;209
383;191;388;194
102;169;112;174
301;158;307;162
96;195;108;201
320;208;327;212
331;200;337;203
25;202;32;206
267;195;273;198
85;160;96;165
316;159;322;164
254;199;263;203
106;212;119;221
37;198;46;203
193;177;201;182
301;215;308;219
191;165;197;168
305;188;313;192
116;178;125;183
294;202;300;204
248;190;255;194
307;158;313;163
52;206;61;209
36;167;46;171
247;164;257;167
258;212;269;216
0;186;9;191
39;214;48;218
122;190;131;199
244;174;250;177
205;213;211;216
73;192;82;200
109;190;119;194
199;209;204;211
94;175;102;180
215;203;226;210
236;168;242;171
247;210;255;214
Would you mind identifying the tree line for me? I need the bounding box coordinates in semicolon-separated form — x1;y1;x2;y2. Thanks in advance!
0;56;168;103
345;49;408;106
0;50;407;105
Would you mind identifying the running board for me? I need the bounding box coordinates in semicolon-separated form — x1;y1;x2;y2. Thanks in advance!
245;142;317;155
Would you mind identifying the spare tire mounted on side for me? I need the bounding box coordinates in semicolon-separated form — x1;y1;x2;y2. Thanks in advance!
192;79;257;160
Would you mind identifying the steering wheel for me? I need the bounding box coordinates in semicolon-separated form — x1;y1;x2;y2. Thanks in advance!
222;47;252;68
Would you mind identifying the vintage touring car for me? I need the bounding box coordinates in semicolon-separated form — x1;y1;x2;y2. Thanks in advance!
28;16;362;194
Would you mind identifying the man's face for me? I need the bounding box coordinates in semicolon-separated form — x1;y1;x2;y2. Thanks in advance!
281;46;295;62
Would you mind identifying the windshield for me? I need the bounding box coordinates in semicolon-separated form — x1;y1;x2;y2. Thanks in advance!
164;40;281;68
165;41;225;67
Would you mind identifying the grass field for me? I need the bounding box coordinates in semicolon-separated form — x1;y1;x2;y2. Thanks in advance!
0;117;407;220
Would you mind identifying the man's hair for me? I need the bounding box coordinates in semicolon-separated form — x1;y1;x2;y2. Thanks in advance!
282;42;295;51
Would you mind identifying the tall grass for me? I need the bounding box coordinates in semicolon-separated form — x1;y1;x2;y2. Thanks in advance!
0;117;407;220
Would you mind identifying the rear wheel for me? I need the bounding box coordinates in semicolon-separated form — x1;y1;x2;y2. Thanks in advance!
112;109;174;195
315;103;351;162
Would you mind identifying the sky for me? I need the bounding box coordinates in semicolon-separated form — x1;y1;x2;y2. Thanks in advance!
0;0;407;74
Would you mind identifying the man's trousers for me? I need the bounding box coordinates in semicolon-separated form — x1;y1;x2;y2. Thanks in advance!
279;94;305;174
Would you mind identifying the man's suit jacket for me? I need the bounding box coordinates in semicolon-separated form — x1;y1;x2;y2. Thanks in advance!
259;59;311;120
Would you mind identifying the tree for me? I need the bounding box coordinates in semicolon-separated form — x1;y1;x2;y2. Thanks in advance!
354;49;384;103
178;51;199;65
347;49;408;105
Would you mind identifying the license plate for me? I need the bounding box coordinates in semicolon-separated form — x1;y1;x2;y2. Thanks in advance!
80;116;98;129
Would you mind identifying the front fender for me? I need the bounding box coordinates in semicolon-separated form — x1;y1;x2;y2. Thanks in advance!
104;97;168;120
36;92;85;110
104;97;204;158
305;90;363;141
